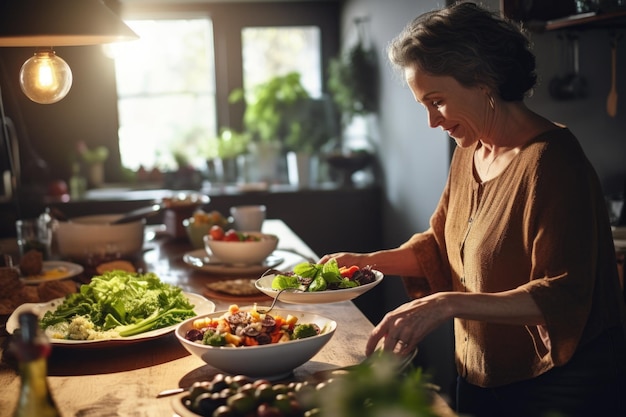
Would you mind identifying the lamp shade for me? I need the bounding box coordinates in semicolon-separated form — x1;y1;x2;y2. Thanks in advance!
0;0;138;47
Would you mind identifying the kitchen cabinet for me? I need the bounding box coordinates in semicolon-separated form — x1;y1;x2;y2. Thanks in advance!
541;9;626;31
501;0;626;31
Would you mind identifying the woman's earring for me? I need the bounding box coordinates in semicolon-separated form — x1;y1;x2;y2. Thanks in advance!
488;94;495;110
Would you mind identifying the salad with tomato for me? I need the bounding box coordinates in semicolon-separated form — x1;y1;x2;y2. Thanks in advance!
208;225;262;242
271;259;377;292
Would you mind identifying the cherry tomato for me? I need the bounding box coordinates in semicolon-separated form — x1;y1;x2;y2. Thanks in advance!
339;265;359;279
209;225;225;241
224;229;241;242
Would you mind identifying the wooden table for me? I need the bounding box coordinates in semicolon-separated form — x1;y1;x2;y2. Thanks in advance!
0;219;455;416
0;220;377;416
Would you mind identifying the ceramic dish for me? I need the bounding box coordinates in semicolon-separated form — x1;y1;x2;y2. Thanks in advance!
6;292;215;347
182;249;285;275
20;261;84;285
174;306;337;380
255;269;384;304
203;232;278;266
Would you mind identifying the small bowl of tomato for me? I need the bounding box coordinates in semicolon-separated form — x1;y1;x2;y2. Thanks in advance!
183;210;232;249
203;228;279;266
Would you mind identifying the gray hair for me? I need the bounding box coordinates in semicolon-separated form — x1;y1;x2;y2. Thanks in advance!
387;1;536;101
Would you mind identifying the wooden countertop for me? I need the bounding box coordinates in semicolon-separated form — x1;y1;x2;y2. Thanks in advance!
0;220;455;416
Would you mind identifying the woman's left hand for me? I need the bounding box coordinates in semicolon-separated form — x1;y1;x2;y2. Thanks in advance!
366;292;451;356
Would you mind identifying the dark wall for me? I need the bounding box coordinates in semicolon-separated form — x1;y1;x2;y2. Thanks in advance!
0;45;121;185
529;28;626;198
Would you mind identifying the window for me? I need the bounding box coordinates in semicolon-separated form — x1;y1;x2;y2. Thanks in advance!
112;18;216;171
241;26;322;97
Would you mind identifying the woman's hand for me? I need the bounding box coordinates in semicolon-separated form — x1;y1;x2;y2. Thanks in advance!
366;292;451;356
319;247;422;277
318;252;369;268
366;289;546;356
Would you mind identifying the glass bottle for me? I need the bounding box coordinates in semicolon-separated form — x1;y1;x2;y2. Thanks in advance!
11;312;61;417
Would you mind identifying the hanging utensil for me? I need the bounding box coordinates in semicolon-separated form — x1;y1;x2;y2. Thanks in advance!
607;37;618;117
549;34;588;100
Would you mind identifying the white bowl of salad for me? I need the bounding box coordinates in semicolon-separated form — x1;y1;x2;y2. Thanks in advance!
255;260;384;304
175;304;337;380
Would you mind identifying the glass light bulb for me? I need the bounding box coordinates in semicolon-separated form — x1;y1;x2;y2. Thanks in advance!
19;48;73;104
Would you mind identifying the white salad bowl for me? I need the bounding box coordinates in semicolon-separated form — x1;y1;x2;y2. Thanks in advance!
175;307;337;380
255;269;384;304
203;232;278;265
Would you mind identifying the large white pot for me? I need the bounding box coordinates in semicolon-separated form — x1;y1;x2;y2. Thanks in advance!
55;214;145;262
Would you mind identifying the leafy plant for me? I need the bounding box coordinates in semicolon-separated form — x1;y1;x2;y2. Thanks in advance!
311;352;439;417
76;141;109;164
216;128;250;159
328;40;378;124
230;72;330;152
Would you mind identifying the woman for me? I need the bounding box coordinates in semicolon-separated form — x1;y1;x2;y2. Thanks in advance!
320;2;626;416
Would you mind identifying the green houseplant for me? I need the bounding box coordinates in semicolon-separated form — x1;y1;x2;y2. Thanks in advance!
326;32;379;187
327;38;378;125
229;72;335;185
201;128;250;184
229;72;331;153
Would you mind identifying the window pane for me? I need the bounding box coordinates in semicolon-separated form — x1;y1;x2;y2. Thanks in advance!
113;19;216;171
242;26;321;97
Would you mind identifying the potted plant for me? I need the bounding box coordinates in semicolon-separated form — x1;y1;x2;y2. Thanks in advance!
76;141;109;188
326;23;379;186
229;72;310;146
202;128;250;184
327;33;378;126
229;72;331;184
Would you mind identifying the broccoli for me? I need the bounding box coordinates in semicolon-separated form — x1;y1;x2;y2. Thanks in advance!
202;329;227;346
292;323;320;339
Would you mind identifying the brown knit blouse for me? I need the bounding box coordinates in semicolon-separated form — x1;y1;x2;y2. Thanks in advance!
401;127;626;387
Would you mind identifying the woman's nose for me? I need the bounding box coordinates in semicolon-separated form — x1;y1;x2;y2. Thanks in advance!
427;110;443;128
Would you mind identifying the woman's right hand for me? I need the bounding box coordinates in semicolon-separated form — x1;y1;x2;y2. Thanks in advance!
318;252;369;268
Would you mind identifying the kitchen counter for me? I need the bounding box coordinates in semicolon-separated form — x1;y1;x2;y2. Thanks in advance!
0;219;455;417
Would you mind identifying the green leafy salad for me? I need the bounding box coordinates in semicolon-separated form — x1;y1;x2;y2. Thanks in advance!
271;259;376;292
40;271;196;340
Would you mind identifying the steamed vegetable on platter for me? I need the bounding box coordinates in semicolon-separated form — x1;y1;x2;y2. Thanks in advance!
270;259;377;292
40;271;196;340
184;304;323;347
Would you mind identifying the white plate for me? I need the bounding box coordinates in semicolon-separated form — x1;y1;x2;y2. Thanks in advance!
20;261;84;285
255;270;384;304
6;292;215;347
182;249;285;275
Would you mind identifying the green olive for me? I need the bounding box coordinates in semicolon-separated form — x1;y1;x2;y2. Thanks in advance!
230;374;252;389
238;382;256;396
273;393;295;415
226;392;257;415
254;383;275;403
272;383;289;395
211;374;229;392
192;392;220;416
304;408;321;417
188;381;211;402
212;404;233;417
252;378;272;388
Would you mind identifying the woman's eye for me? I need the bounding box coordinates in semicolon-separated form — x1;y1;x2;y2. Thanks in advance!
432;100;442;108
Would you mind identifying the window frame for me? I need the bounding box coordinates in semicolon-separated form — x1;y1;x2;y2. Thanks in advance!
118;1;341;135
